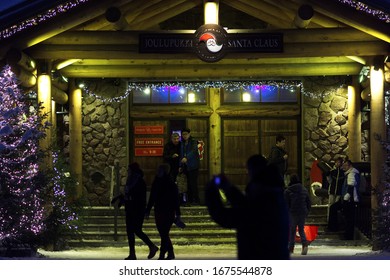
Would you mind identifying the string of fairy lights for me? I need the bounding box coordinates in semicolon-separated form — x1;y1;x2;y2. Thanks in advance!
0;0;91;41
0;0;389;41
81;80;311;103
336;0;390;22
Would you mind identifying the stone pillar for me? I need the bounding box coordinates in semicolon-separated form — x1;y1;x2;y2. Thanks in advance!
69;80;83;198
209;88;221;176
347;76;361;162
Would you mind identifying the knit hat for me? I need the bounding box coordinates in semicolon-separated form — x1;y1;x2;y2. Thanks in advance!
128;162;140;172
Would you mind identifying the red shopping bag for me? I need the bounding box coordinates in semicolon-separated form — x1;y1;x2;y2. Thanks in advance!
295;225;318;243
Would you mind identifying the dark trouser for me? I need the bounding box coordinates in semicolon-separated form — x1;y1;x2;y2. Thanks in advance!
289;214;307;248
125;206;154;257
169;167;179;183
328;200;342;231
155;211;175;258
186;169;199;204
343;201;358;240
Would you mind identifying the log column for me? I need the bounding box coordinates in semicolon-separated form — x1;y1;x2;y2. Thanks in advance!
209;88;222;176
37;69;52;169
6;49;37;88
294;4;314;28
370;62;385;250
347;76;361;162
69;80;83;198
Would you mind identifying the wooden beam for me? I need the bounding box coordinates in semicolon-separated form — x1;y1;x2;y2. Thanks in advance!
69;83;83;198
217;104;300;117
40;28;379;46
0;0;135;57
105;7;128;31
52;75;69;91
127;0;189;26
209;88;222;175
347;76;361;161
51;85;68;105
236;0;294;21
10;64;36;88
293;4;314;29
128;0;201;30
130;105;213;118
6;48;36;72
76;0;164;30
59;62;362;78
70;56;354;66
306;0;390;42
224;0;293;29
262;0;344;28
27;40;388;60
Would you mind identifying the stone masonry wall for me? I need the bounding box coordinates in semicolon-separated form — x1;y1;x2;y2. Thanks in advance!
81;80;128;206
302;76;367;204
80;77;368;205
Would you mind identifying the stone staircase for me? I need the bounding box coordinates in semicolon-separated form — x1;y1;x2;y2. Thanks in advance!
65;205;370;248
67;206;235;248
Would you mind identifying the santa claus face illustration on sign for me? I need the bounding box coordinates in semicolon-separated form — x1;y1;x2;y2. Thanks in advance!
194;24;227;63
199;33;223;53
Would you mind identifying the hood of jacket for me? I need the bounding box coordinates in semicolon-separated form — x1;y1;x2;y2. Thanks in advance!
287;183;303;193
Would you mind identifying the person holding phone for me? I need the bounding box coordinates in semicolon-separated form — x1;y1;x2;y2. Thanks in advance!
205;154;290;260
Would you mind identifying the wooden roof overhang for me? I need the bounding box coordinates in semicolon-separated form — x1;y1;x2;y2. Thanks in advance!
0;0;389;81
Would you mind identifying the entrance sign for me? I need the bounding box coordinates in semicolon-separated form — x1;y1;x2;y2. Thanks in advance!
139;26;283;62
135;138;164;146
134;125;164;134
135;147;164;156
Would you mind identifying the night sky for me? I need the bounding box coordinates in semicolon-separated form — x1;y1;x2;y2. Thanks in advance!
0;0;389;13
0;0;26;13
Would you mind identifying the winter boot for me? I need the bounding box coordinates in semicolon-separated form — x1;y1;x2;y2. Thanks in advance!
301;244;308;255
147;245;159;259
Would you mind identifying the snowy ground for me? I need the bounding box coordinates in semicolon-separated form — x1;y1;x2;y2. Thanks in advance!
33;244;390;260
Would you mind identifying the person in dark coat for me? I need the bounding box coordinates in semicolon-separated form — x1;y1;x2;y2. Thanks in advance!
123;162;158;260
163;132;181;182
205;154;290;260
325;157;345;231
179;128;200;204
146;163;182;260
284;174;311;255
268;134;288;185
341;160;360;240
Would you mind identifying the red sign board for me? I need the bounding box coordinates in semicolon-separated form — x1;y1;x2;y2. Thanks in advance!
135;147;164;157
135;138;164;147
134;125;164;134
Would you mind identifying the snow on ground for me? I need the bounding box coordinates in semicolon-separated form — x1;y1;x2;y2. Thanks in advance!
1;244;389;260
34;244;390;260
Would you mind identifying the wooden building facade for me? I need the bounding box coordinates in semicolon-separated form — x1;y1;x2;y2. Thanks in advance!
0;0;389;209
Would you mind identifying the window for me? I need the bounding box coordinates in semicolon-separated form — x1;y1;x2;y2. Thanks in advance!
222;83;299;103
133;86;206;104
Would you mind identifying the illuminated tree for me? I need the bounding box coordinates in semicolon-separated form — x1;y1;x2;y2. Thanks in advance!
0;65;48;248
374;131;390;252
42;151;79;250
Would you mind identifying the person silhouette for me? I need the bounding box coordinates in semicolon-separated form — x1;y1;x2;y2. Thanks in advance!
284;174;311;255
146;163;182;260
163;132;181;182
205;154;290;260
123;162;158;260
